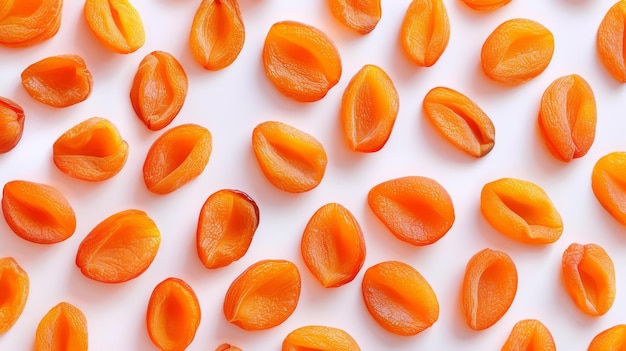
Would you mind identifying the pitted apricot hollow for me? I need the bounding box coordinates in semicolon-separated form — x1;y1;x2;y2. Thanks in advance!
21;55;93;108
131;51;188;131
35;302;87;351
0;0;63;47
462;248;517;330
84;0;145;54
224;259;301;331
197;189;259;269
592;152;626;225
283;325;361;351
501;319;556;351
301;203;366;288
341;64;399;152
190;0;245;70
263;21;342;102
400;0;450;67
423;86;495;157
368;176;455;246
481;18;554;85
539;74;596;161
362;261;439;336
2;180;76;244
562;243;615;317
598;1;626;82
480;178;563;244
0;97;25;154
0;257;29;335
589;324;626;350
53;117;129;181
328;0;381;34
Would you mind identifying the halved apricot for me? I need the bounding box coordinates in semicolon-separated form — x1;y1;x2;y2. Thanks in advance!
591;152;626;225
328;0;381;34
84;0;145;54
283;325;361;350
35;302;88;351
501;319;556;351
589;325;626;350
0;97;25;154
597;1;626;82
0;0;63;47
0;257;29;335
400;0;450;67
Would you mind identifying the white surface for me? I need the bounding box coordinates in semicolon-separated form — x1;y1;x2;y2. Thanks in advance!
0;0;625;350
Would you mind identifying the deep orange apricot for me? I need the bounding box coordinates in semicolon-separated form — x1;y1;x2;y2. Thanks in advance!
53;117;129;181
84;0;145;54
597;1;626;82
2;180;76;244
130;51;188;131
0;257;29;335
215;344;242;351
21;55;93;108
400;0;450;67
190;0;245;70
283;325;361;351
589;325;626;350
263;21;342;102
35;302;87;351
501;319;556;351
0;97;25;154
592;152;626;225
0;0;63;47
328;0;381;34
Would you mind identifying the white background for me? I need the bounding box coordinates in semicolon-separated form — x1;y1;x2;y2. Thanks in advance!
1;0;625;350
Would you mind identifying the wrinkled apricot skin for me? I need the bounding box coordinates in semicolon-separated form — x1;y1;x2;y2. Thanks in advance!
2;180;76;244
21;55;93;108
53;117;129;182
328;0;381;34
252;121;328;193
598;1;626;82
301;203;366;288
224;259;301;331
35;302;87;351
143;124;212;194
76;209;161;284
263;21;342;102
562;243;615;317
130;51;188;131
423;87;495;157
539;74;596;161
592;152;626;225
0;0;62;47
481;19;554;85
190;0;245;71
0;257;29;335
501;319;556;351
589;324;626;350
368;176;455;246
0;97;25;154
362;261;439;336
462;248;517;330
480;178;563;244
461;0;511;11
215;344;242;351
283;325;361;351
341;64;399;153
84;0;145;54
147;278;201;351
400;0;450;67
197;189;259;269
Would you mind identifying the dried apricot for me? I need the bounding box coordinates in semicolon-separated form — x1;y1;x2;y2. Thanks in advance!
263;21;342;102
592;152;626;225
224;259;301;331
35;302;87;351
143;124;212;194
190;0;245;71
130;51;188;131
0;257;29;335
539;74;596;161
362;261;439;336
301;203;365;288
84;0;145;54
340;64;399;152
462;248;517;330
53;117;129;182
283;325;361;351
147;278;200;351
562;243;615;317
328;0;381;34
480;178;563;244
197;189;259;269
501;319;556;351
21;55;93;108
0;0;62;47
400;0;450;67
423;86;495;157
598;1;626;82
0;97;25;154
252;121;327;193
215;344;242;351
589;324;626;350
76;209;161;283
2;180;76;244
368;176;454;246
481;19;554;85
461;0;511;11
